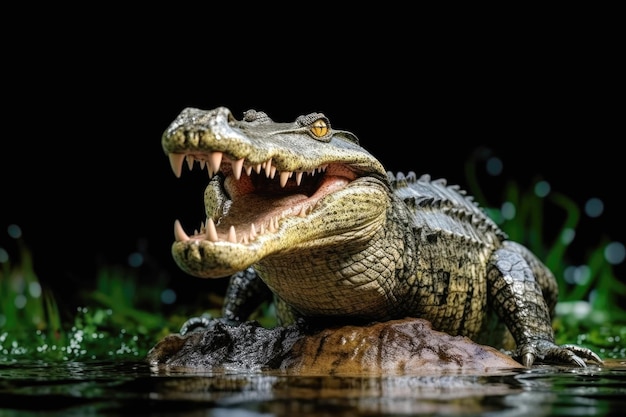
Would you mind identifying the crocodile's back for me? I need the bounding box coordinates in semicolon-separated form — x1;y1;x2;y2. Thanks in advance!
389;171;507;338
390;171;506;244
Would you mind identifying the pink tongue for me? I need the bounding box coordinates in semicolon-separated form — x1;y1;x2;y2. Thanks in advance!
216;174;350;233
221;192;310;230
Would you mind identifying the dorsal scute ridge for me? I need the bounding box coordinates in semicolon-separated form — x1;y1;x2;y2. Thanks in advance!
391;171;505;238
388;170;420;189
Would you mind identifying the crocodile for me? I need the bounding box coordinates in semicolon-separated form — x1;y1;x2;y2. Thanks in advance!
161;106;603;368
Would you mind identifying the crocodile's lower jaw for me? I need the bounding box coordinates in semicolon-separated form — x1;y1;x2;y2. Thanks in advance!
171;239;261;278
171;178;389;278
171;209;323;278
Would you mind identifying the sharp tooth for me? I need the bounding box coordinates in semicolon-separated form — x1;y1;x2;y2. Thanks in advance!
232;158;245;180
206;218;218;241
174;220;190;241
186;155;194;171
250;223;257;239
208;151;223;176
168;154;185;178
199;160;206;170
265;158;273;177
245;165;253;176
270;166;277;179
254;164;262;174
298;205;308;217
228;226;237;243
268;217;277;233
279;171;290;187
296;172;303;185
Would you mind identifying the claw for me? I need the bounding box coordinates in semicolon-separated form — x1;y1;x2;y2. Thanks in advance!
180;314;213;335
589;352;604;365
522;352;535;367
561;344;604;366
570;355;587;368
179;314;243;336
518;340;603;368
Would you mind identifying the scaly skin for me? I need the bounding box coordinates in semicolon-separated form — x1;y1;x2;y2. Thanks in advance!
162;106;603;368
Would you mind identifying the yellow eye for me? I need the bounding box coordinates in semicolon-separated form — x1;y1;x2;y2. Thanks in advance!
311;119;328;137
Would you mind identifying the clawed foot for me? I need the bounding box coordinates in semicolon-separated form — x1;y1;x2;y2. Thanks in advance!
516;340;604;367
179;314;241;335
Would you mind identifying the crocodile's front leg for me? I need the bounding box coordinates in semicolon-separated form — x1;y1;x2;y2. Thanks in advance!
179;267;273;335
222;267;274;322
488;242;603;367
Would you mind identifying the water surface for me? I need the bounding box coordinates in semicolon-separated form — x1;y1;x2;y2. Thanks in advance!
0;359;624;416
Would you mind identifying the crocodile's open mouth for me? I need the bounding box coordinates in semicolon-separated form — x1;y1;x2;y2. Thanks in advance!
169;150;356;245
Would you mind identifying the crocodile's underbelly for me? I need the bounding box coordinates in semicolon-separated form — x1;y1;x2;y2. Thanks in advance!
255;248;405;321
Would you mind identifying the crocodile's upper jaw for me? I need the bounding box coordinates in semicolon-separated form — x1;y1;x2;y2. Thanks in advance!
162;107;388;278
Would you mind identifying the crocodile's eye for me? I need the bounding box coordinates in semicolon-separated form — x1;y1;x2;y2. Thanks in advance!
311;119;328;138
296;113;331;141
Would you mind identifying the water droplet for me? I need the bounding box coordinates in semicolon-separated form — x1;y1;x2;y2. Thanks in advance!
161;288;177;304
128;252;144;268
7;224;22;239
501;202;516;220
560;228;575;244
605;241;625;265
0;248;8;263
534;181;551;198
585;198;604;218
486;157;503;176
14;294;27;309
563;265;591;285
28;282;42;298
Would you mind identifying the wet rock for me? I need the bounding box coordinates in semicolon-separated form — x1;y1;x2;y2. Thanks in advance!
147;319;302;371
147;317;523;374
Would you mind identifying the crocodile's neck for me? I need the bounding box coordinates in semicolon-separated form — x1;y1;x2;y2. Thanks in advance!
254;181;418;323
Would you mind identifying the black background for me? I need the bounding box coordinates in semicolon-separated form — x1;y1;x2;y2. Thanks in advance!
1;10;623;313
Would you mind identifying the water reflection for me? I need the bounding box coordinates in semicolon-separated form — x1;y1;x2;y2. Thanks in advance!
0;359;624;416
148;368;522;415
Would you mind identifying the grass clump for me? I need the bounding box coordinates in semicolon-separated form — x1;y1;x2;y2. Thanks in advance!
0;236;183;362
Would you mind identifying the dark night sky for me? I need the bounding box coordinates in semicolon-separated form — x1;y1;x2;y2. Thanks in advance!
1;16;623;311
